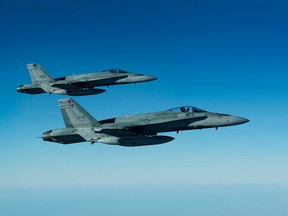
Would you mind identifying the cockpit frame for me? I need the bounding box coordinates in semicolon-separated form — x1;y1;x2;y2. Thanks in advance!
167;106;206;113
101;68;128;74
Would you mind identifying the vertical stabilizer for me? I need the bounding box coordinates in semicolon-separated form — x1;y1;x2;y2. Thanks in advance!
58;98;101;128
27;63;55;84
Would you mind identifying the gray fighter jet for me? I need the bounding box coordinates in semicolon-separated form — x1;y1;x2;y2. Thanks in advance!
17;64;156;96
42;98;249;146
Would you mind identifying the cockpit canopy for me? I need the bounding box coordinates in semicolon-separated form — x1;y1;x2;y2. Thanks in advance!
167;106;206;113
101;68;128;74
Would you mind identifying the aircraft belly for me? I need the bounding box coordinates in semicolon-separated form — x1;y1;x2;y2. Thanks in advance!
98;135;174;146
66;88;105;96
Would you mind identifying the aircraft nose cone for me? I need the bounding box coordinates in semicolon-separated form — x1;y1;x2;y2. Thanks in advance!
229;116;250;125
241;117;250;124
142;75;157;82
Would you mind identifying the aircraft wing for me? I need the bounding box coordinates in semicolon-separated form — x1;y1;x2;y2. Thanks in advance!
69;75;128;88
125;116;207;133
96;116;207;137
97;116;206;146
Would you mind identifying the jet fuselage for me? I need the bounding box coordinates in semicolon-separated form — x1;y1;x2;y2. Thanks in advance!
42;100;249;146
99;107;249;135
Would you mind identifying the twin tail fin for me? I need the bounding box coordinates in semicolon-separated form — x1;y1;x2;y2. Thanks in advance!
27;63;55;84
58;98;101;128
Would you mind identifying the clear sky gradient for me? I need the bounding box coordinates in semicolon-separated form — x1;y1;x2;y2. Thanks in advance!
1;0;288;215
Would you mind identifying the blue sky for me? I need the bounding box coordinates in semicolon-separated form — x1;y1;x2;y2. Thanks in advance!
1;0;288;215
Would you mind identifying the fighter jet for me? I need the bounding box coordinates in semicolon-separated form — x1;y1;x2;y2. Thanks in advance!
42;98;249;146
17;64;157;96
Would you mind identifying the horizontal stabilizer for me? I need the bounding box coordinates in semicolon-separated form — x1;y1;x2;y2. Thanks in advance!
42;129;85;144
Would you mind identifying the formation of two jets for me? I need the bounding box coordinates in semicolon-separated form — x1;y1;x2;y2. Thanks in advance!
18;64;249;146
